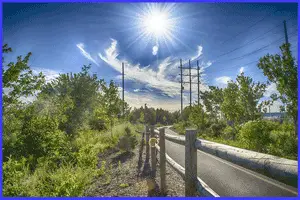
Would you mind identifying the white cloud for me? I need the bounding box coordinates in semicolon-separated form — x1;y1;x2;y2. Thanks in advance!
269;100;282;113
99;39;210;97
76;43;99;66
239;67;244;74
264;83;279;97
191;45;203;61
215;76;231;87
32;68;60;83
152;45;159;56
133;89;140;92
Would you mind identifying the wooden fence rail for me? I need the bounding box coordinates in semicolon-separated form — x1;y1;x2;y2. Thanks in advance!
141;124;297;196
150;126;219;197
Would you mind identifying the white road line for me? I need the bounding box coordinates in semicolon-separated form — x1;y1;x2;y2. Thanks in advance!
197;149;298;195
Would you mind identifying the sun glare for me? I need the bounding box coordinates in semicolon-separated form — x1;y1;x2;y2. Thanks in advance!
125;4;180;50
143;11;169;37
135;4;178;45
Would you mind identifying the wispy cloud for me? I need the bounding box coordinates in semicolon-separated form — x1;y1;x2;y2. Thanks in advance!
99;39;210;97
76;43;99;66
152;45;159;56
133;89;140;92
215;76;231;88
191;45;203;61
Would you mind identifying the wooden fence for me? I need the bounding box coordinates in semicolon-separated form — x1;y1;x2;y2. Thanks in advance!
143;125;219;197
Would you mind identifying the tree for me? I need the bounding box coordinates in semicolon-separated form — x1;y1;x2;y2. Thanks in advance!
189;104;207;131
39;65;102;135
258;43;298;135
100;80;122;137
2;44;46;161
221;81;244;126
200;86;223;122
236;72;267;122
2;44;45;107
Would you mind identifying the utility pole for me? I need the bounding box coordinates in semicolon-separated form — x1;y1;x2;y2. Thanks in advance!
283;20;289;45
197;61;200;106
122;62;125;116
180;59;183;114
189;60;192;108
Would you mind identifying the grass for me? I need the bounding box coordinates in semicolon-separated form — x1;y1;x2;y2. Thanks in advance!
3;122;141;197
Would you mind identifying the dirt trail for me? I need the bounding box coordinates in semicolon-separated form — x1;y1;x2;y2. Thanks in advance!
84;133;185;197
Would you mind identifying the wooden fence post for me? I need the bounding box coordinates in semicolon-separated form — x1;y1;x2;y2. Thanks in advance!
145;125;150;162
150;125;156;177
159;128;166;195
185;129;197;196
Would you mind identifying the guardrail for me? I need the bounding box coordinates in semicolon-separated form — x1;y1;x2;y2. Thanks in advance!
140;125;298;196
156;129;298;187
151;126;219;197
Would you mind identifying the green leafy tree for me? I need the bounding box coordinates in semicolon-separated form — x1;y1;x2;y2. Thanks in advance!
221;81;244;126
2;44;45;106
39;65;102;135
139;111;145;124
258;43;298;135
236;72;267;121
100;80;122;137
200;86;223;122
189;105;207;131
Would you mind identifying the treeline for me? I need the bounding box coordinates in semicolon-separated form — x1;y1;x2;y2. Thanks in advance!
128;105;180;125
173;43;298;160
2;44;138;196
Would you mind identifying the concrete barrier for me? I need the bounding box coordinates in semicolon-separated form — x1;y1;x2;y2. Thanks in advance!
195;138;298;187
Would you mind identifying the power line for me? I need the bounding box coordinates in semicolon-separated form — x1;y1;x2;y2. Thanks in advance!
215;29;298;64
217;36;284;64
214;17;296;60
220;9;282;45
207;35;298;75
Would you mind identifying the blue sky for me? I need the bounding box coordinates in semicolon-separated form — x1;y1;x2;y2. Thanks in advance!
3;3;298;111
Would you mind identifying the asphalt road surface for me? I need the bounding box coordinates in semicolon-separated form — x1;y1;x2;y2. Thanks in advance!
164;128;298;197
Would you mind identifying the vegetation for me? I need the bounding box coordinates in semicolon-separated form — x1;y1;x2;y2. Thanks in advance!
129;105;180;125
2;41;298;196
2;44;140;196
172;43;297;160
258;43;298;135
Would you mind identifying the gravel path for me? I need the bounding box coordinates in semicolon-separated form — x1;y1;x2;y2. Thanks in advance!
84;133;185;197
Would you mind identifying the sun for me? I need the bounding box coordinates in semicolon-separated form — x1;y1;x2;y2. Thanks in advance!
143;10;170;37
135;4;178;43
125;4;180;50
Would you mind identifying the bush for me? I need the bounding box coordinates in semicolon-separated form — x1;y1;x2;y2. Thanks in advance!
223;126;235;140
267;122;297;159
209;121;226;137
268;130;297;160
239;120;280;152
3;157;30;196
118;125;138;151
172;121;193;135
89;118;107;131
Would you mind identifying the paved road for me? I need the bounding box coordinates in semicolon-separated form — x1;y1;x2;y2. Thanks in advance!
164;128;298;197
